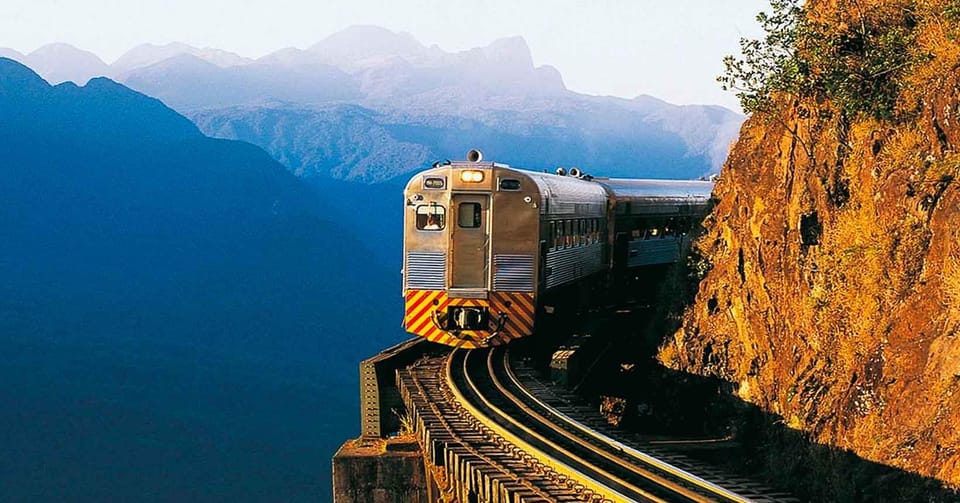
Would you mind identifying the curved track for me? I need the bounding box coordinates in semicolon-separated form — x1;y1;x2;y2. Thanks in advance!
448;347;761;502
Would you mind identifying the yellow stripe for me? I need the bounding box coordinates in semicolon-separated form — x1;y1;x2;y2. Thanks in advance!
402;291;421;317
406;290;445;337
409;309;438;334
515;293;536;325
486;296;511;336
496;292;535;330
404;290;432;324
407;290;539;347
411;291;444;325
508;304;535;329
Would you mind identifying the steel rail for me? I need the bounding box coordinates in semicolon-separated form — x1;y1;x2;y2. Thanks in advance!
448;348;640;502
409;356;555;500
451;348;678;502
487;349;719;503
502;350;755;503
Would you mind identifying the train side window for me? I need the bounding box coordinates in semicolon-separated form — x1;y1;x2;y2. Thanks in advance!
458;203;482;228
552;222;561;250
416;204;446;231
564;220;572;248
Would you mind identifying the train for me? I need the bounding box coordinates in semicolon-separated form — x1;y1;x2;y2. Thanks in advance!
402;150;714;349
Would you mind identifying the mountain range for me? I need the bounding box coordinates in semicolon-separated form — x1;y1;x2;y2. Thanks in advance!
0;57;400;501
2;27;744;182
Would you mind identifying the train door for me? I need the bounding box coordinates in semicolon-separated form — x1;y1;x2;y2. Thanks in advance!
450;194;489;289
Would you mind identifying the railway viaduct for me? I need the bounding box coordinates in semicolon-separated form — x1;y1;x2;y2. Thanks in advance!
331;339;797;502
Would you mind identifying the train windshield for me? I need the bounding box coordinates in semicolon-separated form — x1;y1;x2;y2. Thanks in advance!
416;203;446;230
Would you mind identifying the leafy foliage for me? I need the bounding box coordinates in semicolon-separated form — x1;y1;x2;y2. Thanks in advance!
945;0;960;22
718;0;805;114
719;0;919;120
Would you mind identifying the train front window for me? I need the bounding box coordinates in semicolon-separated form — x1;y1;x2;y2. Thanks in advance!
458;202;482;228
416;204;446;231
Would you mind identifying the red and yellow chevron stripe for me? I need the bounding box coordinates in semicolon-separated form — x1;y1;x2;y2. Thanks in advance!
404;290;536;348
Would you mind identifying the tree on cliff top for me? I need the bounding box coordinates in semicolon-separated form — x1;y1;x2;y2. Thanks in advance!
719;0;919;121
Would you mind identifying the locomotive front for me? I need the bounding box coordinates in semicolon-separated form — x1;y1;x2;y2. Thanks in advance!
402;151;541;348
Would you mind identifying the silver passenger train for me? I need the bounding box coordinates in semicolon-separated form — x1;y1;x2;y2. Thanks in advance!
402;150;714;348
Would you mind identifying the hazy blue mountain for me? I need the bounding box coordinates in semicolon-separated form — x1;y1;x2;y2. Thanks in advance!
0;47;23;60
13;30;742;180
20;43;110;84
123;53;361;109
112;42;253;76
128;28;566;106
306;25;437;71
116;28;741;179
300;26;564;96
191;104;430;181
190;95;740;182
0;57;402;501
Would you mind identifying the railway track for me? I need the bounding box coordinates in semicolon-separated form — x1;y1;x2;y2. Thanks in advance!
507;363;801;502
397;347;796;502
398;354;586;501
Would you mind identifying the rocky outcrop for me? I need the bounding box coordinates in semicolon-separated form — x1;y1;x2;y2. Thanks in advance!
660;0;960;487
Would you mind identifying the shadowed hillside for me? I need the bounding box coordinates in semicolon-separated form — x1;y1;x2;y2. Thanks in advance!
0;57;401;501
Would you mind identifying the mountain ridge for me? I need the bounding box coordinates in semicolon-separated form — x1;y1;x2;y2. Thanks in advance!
112;42;253;76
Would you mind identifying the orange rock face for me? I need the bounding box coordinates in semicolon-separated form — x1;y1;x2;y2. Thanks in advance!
659;0;960;487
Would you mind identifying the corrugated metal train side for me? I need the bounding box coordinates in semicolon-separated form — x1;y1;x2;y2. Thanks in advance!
401;155;714;348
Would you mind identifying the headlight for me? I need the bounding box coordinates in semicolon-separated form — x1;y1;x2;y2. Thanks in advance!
460;170;484;183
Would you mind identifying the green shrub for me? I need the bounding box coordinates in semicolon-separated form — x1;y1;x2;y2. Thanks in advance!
719;0;918;121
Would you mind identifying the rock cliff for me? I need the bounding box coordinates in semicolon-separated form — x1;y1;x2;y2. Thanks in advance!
660;0;960;487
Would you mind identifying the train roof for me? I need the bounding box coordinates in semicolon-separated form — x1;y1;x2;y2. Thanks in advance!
594;178;714;201
410;159;714;212
524;171;610;202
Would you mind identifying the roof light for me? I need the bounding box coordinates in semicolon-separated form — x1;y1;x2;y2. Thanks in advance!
460;170;484;183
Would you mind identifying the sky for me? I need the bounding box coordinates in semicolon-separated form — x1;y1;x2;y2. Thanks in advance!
0;0;771;111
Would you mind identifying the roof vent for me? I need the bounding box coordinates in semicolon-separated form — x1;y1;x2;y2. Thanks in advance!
556;167;567;176
467;149;483;162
